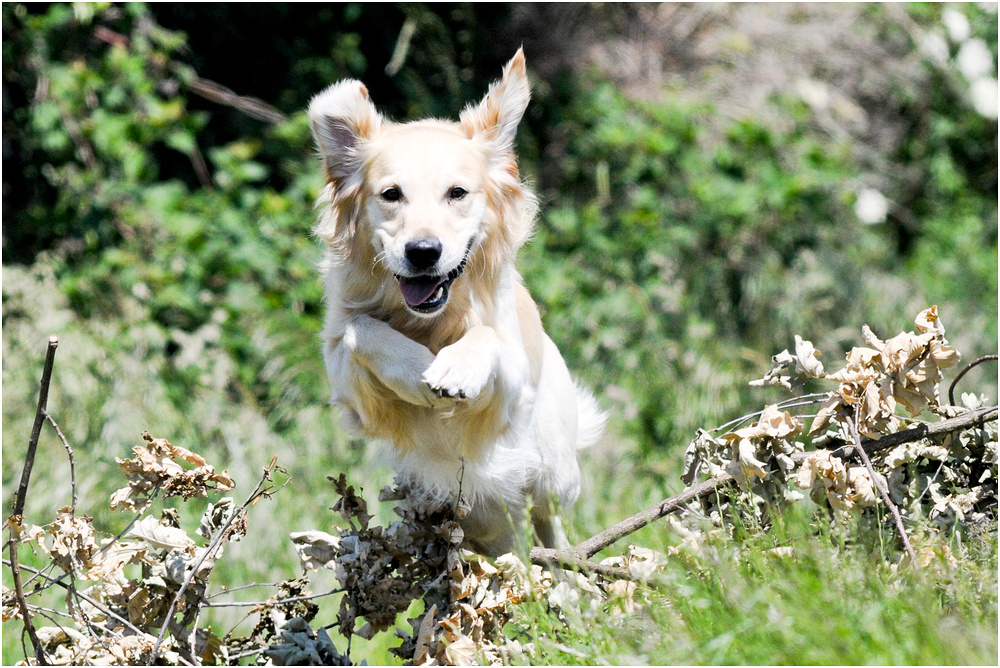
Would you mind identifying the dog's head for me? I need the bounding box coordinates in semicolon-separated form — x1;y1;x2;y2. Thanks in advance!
309;49;536;317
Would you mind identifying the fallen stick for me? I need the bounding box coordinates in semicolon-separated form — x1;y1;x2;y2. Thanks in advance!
530;405;997;572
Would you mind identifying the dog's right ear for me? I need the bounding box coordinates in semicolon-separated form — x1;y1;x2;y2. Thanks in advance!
308;80;382;186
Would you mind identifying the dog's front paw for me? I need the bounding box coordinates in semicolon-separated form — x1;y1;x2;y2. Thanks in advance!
422;344;494;402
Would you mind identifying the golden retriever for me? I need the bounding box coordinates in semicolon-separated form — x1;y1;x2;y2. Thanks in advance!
308;49;606;555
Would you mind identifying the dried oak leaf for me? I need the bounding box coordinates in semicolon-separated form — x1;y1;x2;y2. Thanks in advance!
37;508;100;576
110;432;234;511
289;530;341;572
794;451;882;511
721;405;804;481
84;542;148;583
750;335;826;390
329;473;372;529
126;516;196;552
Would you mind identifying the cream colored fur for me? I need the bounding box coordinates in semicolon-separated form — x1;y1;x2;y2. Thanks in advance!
308;50;607;555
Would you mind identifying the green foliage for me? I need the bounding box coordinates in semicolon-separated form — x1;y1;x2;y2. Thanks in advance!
3;3;997;665
523;82;898;451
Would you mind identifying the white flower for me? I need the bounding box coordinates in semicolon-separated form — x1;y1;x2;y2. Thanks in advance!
957;38;996;82
942;8;971;43
855;188;889;225
970;78;999;118
796;78;830;111
919;31;950;65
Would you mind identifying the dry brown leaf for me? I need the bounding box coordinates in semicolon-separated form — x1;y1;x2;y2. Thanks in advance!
84;542;148;582
39;508;100;576
126;516;195;552
289;530;341;572
793;335;825;377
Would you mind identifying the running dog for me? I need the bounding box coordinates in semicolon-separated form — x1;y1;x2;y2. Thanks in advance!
308;49;606;555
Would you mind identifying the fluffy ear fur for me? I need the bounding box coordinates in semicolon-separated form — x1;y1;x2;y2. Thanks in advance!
309;80;382;245
308;80;382;186
460;48;530;155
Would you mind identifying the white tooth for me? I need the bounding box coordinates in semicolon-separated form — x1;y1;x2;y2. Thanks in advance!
434;286;444;299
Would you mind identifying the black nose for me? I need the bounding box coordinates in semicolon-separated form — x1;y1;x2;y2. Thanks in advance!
404;238;442;271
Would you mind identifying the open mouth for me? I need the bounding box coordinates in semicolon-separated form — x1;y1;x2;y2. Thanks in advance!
395;244;472;315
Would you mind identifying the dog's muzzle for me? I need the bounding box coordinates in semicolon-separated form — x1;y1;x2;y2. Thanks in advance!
395;242;472;315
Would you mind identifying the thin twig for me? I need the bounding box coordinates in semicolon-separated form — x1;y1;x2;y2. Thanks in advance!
206;581;282;599
948;354;998;407
21;604;77;621
45;413;77;515
529;549;644;582
8;335;59;666
227;646;271;662
149;457;287;664
188;139;213;190
846;410;918;566
712;393;831;433
202;588;345;608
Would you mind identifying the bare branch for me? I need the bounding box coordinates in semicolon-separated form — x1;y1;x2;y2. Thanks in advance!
45;413;77;515
8;335;59;666
534;472;735;565
948;354;998;407
846;410;917;566
529;548;644;582
202;588;344;609
184;76;287;125
826;405;998;460
12;335;59;518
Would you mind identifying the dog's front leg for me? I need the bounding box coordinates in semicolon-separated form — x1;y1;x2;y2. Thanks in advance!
422;326;526;403
340;315;446;408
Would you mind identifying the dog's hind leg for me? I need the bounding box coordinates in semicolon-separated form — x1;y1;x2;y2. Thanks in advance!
531;508;570;550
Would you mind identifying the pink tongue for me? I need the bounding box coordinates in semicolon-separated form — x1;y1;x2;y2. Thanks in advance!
398;275;447;307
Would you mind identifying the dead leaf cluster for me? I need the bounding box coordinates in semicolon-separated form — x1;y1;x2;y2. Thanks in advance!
880;392;998;531
795;451;882;511
110;431;234;512
226;577;332;665
681;306;993;546
811;306;961;438
15;626;181;666
5;433;248;666
293;474;673;666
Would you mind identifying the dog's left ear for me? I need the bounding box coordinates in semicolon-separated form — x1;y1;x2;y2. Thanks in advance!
460;48;530;154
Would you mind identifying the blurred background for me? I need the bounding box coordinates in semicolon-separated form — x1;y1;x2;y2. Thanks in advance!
2;2;997;659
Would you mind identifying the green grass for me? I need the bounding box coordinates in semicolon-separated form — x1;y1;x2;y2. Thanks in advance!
513;505;998;666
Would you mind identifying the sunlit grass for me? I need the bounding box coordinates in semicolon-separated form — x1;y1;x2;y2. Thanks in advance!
511;502;998;666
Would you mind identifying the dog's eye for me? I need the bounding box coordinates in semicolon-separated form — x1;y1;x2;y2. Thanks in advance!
448;186;468;201
381;187;402;202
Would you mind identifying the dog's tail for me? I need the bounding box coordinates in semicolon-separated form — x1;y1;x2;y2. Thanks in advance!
574;383;609;450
